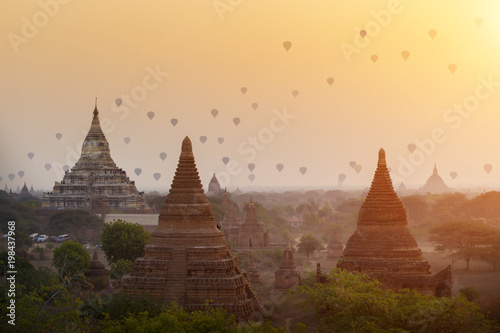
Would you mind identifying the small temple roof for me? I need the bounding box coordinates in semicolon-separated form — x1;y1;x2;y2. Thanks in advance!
421;163;449;194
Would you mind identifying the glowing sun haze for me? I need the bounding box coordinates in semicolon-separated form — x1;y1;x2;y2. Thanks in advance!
1;0;500;192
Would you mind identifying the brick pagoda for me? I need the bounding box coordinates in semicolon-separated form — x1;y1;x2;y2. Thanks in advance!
338;149;447;296
123;137;260;320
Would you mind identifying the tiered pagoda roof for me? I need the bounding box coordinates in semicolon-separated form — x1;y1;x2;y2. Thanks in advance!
338;149;439;295
123;137;261;320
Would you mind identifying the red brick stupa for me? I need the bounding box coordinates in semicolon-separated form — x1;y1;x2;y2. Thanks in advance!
123;137;260;320
338;149;442;296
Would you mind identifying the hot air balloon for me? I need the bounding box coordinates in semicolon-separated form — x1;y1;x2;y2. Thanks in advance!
484;164;493;174
283;41;292;51
401;50;410;61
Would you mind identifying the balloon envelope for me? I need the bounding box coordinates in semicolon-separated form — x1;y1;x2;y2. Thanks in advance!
251;103;258;110
248;174;255;182
63;165;69;172
115;98;122;107
360;30;367;38
8;174;15;181
56;133;62;140
292;90;299;97
349;161;356;168
18;171;24;178
450;172;457;180
401;50;410;60
448;64;457;74
124;137;131;145
475;17;483;27
222;157;230;165
211;109;218;118
44;163;52;171
276;163;284;172
171;118;178;127
153;173;161;181
199;136;207;143
27;152;34;160
327;77;334;86
241;87;247;94
217;137;224;144
135;168;142;176
159;152;167;161
407;144;416;153
338;173;346;181
484;164;493;174
428;29;437;39
233;117;240;126
370;54;378;63
248;163;255;172
354;164;362;174
283;41;292;51
147;111;155;120
299;167;307;175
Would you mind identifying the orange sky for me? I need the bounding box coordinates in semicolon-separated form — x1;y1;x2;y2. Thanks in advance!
1;1;500;192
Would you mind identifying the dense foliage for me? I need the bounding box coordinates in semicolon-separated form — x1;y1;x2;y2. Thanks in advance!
292;268;499;332
100;219;150;264
52;241;91;276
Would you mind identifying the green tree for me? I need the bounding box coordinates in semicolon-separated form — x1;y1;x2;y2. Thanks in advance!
100;219;150;264
297;233;323;259
52;240;91;276
430;220;500;270
292;268;499;332
48;209;103;241
109;259;133;287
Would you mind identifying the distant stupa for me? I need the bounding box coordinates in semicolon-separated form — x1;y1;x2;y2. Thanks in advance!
338;149;450;296
41;101;153;213
123;137;261;320
207;173;221;194
420;164;449;194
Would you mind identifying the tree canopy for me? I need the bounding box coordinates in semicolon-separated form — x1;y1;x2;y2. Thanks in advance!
100;219;150;264
48;209;103;241
52;240;91;276
292;268;499;332
430;220;500;270
297;233;323;259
